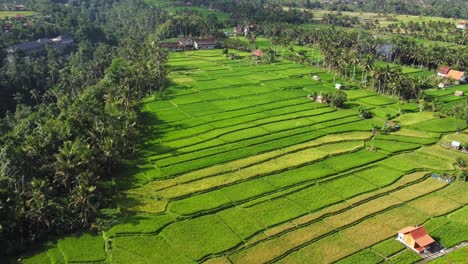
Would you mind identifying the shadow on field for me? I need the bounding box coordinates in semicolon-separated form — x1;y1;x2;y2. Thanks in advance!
114;83;185;189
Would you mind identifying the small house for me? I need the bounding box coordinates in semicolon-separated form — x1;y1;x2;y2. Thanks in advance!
446;70;466;83
7;41;44;55
437;66;451;78
454;90;464;97
194;39;217;50
335;83;345;90
397;226;436;253
315;95;326;104
385;121;400;131
160;42;182;51
251;50;264;58
456;21;467;30
451;141;462;150
234;24;257;37
244;24;256;36
3;22;12;31
51;35;74;45
234;25;244;36
438;82;449;89
179;37;193;50
15;5;26;11
6;35;74;56
312;75;320;81
15;14;25;20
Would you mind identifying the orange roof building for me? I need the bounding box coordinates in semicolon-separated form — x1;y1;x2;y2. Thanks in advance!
397;226;436;253
251;50;264;57
445;70;466;82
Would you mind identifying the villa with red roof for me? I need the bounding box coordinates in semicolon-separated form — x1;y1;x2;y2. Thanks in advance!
437;66;466;83
251;50;264;57
397;226;436;253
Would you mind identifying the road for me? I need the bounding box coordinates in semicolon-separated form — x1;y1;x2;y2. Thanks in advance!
418;241;468;263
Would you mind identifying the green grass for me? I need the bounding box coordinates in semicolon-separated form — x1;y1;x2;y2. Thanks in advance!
243;198;307;228
322;175;378;199
354;166;405;187
161;215;241;260
412;117;467;133
107;214;175;236
387;249;422;263
0;11;34;18
57;233;107;262
286;185;343;212
448;206;468;226
372;238;406;257
112;236;192;264
21;48;468;263
430;247;468;264
366;139;421;153
432;222;468;248
335;249;384;264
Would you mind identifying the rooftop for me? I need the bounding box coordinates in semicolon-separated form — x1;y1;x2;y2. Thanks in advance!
252;50;264;57
446;70;465;81
438;66;451;75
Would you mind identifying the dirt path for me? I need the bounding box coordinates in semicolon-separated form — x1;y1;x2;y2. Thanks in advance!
418;242;468;263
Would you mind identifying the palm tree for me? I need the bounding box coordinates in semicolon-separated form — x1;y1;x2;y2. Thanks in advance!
360;54;374;87
348;49;360;80
69;182;98;225
54;141;91;194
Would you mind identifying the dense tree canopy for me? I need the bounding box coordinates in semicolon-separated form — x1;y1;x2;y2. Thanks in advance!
0;0;171;256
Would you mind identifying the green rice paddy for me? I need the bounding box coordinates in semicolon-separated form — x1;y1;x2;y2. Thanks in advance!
21;50;468;263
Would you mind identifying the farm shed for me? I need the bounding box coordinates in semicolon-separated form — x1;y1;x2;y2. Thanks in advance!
451;141;461;150
335;83;344;89
15;5;26;11
456;21;467;29
160;42;182;51
454;90;464;97
194;39;217;50
179;37;194;50
234;25;243;36
315;95;326;103
385;121;400;131
397;226;435;253
251;50;264;58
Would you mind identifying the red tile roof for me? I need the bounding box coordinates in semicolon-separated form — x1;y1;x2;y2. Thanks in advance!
399;226;435;249
438;66;451;75
251;50;264;57
411;227;435;247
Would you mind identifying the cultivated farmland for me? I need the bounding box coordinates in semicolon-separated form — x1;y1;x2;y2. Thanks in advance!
21;50;468;263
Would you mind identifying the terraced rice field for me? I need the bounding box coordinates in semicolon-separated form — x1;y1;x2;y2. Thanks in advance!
22;50;468;263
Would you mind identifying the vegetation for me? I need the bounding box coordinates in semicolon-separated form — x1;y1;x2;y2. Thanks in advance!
0;0;170;256
1;0;468;263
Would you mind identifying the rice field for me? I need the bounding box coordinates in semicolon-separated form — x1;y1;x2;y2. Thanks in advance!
21;50;468;263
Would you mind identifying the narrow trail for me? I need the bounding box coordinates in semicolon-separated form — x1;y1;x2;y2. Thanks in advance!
417;241;468;263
